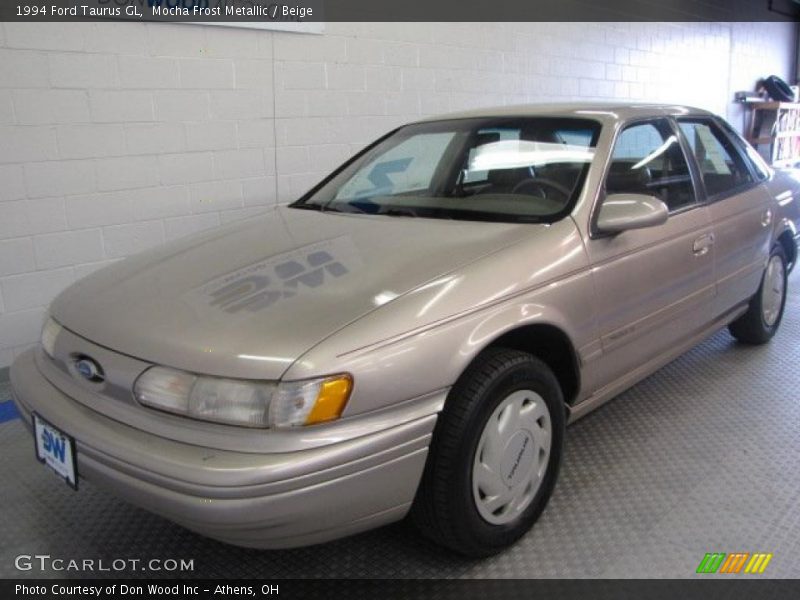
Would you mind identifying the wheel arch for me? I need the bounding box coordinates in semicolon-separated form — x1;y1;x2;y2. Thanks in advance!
472;323;581;406
776;225;797;272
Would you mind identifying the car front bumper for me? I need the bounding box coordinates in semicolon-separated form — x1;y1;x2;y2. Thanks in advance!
10;349;442;548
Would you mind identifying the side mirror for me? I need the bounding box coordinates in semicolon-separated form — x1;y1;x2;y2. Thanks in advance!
595;193;669;234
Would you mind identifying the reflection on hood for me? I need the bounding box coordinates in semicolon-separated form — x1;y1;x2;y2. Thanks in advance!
185;236;363;317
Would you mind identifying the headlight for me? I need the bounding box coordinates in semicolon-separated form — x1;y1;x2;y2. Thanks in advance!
133;367;352;429
41;317;62;358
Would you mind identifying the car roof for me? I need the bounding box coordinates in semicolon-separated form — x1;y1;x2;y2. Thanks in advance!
415;102;716;124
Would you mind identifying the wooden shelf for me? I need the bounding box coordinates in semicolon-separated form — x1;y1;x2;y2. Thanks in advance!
748;131;800;144
745;101;800;110
745;102;800;167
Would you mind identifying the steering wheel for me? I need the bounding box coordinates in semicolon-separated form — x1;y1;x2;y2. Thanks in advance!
510;177;572;200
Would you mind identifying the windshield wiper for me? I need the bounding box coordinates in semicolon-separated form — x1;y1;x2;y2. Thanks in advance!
289;203;363;214
381;208;418;218
290;203;323;211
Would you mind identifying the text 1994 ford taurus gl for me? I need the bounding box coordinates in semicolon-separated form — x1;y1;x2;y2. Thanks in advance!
11;103;800;556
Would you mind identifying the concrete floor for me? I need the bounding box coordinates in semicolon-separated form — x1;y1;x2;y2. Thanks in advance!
1;271;798;579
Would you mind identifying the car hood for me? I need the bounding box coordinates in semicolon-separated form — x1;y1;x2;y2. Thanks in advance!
51;206;533;379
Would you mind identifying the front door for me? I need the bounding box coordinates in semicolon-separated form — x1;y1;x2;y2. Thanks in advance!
585;118;715;389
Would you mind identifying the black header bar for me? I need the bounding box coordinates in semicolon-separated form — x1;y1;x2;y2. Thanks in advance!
0;0;798;23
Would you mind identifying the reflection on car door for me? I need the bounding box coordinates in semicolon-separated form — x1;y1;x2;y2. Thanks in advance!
677;117;772;318
586;118;715;390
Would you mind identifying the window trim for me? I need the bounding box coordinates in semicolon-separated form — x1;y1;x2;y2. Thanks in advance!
667;116;708;211
589;115;702;239
674;116;763;204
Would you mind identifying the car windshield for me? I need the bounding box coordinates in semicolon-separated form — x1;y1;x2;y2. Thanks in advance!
291;117;602;223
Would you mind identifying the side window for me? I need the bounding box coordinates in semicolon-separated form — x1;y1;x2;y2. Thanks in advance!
678;119;755;197
742;144;770;182
606;120;696;212
716;118;770;182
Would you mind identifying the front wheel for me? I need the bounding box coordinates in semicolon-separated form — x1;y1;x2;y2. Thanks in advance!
411;348;565;557
729;244;788;345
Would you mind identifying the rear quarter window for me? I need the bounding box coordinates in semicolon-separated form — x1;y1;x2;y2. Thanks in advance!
678;119;756;197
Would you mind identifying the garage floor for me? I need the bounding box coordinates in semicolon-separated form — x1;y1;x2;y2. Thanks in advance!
1;271;798;579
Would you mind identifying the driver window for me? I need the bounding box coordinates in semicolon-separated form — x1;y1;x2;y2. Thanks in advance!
607;120;696;212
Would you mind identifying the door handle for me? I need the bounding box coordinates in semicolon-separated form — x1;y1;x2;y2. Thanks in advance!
761;209;773;228
693;233;715;256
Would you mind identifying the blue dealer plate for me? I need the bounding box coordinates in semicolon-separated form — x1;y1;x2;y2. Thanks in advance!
33;412;78;490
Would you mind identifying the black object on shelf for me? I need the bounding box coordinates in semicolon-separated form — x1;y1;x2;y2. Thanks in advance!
761;75;795;102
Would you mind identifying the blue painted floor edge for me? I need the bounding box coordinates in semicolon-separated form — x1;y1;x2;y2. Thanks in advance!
0;401;19;424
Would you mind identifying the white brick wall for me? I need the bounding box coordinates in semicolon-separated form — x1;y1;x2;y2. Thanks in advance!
0;21;796;367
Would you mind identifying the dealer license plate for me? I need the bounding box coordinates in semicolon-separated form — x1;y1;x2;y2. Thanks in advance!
33;412;78;490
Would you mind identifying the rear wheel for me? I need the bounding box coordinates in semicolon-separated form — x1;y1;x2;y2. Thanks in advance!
729;244;788;344
411;348;565;557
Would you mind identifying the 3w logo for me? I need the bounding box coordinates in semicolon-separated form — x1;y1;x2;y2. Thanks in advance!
40;430;66;462
696;552;773;574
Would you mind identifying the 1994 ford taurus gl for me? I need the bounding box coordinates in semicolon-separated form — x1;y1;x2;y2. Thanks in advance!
11;103;800;556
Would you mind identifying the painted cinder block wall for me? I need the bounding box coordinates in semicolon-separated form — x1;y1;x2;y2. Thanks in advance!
0;21;796;368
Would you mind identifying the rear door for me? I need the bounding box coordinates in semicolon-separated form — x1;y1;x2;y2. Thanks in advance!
677;117;772;318
586;118;715;389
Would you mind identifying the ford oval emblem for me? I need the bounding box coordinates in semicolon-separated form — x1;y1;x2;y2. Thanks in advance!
75;357;104;383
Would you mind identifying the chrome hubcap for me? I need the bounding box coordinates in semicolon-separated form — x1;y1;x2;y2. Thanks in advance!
761;255;785;327
472;389;552;525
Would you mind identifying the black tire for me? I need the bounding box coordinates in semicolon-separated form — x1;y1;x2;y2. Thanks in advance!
729;244;788;345
411;348;565;557
763;75;794;103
